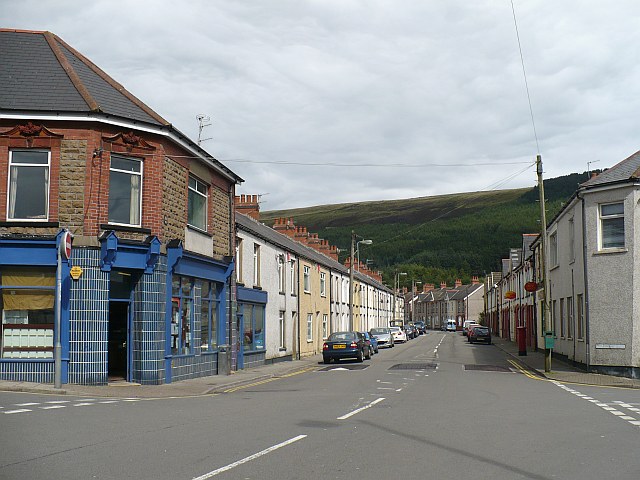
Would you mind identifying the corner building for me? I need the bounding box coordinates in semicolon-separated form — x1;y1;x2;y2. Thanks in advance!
0;30;242;385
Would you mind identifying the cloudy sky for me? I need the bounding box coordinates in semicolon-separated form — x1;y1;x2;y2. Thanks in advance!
4;1;640;210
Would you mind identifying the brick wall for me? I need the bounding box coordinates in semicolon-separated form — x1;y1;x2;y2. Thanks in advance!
211;185;231;257
59;139;87;234
162;155;187;243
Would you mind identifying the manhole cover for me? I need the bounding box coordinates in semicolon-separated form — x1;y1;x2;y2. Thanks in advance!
389;363;438;371
464;364;513;373
320;364;370;371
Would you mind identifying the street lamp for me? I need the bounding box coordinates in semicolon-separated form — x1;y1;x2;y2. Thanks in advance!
355;239;373;271
349;232;372;331
394;272;407;324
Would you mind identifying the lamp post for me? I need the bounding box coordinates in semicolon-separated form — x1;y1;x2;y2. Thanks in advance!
410;280;422;323
394;272;407;324
355;239;373;271
349;232;372;331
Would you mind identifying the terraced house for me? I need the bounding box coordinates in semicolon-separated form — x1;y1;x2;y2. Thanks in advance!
0;30;242;385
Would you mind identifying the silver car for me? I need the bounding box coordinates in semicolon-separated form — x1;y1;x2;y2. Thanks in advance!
370;327;395;348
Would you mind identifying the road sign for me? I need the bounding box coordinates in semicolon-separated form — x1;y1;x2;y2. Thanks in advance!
60;230;72;260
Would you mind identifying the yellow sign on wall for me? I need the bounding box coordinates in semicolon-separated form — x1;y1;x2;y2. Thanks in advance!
70;266;83;280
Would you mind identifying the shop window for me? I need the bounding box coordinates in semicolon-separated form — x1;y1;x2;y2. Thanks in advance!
200;280;220;352
8;150;50;221
241;303;265;351
1;268;55;358
171;276;193;355
109;154;142;226
188;175;208;231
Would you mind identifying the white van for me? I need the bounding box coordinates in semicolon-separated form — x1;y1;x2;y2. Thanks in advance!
446;320;457;332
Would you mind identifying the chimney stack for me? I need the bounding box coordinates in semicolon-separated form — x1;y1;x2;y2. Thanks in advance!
455;278;462;288
440;281;447;289
472;276;479;285
235;194;260;220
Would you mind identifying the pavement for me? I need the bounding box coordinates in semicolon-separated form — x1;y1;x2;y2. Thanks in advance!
1;333;639;398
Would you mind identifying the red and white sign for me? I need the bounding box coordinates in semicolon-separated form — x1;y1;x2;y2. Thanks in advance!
60;231;73;260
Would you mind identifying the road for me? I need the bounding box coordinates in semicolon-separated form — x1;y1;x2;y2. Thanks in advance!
1;332;639;479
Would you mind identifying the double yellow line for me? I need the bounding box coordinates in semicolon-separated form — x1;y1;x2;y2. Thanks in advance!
507;359;547;381
223;366;318;393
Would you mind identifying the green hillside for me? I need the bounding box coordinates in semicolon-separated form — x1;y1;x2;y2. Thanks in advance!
260;172;591;289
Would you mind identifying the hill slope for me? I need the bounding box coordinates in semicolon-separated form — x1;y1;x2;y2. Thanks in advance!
260;172;590;287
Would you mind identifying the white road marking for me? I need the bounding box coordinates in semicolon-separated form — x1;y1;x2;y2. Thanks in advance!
618;403;633;408
376;380;392;384
620;416;636;420
395;388;403;392
596;403;608;407
40;405;66;410
99;400;119;404
45;400;70;404
73;403;94;407
602;407;616;411
630;421;640;426
15;402;40;406
122;399;140;402
377;387;395;391
337;398;385;420
628;408;640;412
4;409;31;414
77;399;96;402
192;434;307;480
610;411;625;415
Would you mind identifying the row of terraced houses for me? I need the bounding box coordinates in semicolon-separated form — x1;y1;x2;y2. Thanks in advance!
486;155;640;379
0;29;401;385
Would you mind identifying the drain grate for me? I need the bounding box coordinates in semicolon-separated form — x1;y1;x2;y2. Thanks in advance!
389;363;438;371
464;364;513;373
320;364;370;371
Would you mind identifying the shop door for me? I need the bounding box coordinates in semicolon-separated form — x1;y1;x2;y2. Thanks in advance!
108;301;129;380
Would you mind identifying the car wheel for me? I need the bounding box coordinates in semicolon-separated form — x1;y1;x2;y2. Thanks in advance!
357;349;364;362
365;347;371;360
323;357;330;364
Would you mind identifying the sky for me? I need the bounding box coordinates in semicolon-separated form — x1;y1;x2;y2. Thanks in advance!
4;1;640;210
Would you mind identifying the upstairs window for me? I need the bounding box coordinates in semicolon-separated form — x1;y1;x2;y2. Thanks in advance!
278;256;286;293
320;272;326;297
8;150;50;221
549;232;558;267
600;202;624;249
303;265;310;293
109;155;142;226
188;175;208;231
253;244;261;286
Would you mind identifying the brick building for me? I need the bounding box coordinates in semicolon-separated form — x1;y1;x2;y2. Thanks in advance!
0;30;242;385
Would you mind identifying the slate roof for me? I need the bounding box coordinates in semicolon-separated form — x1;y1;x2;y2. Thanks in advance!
581;150;640;188
0;29;166;125
235;212;390;292
0;29;243;183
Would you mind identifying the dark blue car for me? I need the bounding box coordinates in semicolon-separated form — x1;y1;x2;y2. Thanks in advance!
323;332;367;364
361;331;378;355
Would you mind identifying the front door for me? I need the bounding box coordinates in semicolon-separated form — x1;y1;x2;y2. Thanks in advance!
108;301;129;380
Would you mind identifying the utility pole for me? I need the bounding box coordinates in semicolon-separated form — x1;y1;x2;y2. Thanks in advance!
348;230;355;331
537;154;552;373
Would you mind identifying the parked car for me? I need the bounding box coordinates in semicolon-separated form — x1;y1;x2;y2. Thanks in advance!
390;326;407;343
403;324;417;339
463;321;479;337
323;331;368;363
468;325;491;344
370;327;394;348
414;321;426;335
360;331;377;356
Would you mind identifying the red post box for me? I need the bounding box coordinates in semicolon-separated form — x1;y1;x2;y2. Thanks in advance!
516;326;527;356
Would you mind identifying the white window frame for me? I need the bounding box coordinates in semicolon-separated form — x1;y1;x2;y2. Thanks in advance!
549;231;558;267
322;313;328;339
303;265;311;293
320;272;326;297
599;202;625;250
278;256;286;293
108;154;143;227
290;260;296;295
235;238;243;283
253;244;260;287
187;175;208;231
577;294;584;340
279;311;285;349
568;217;575;262
306;313;313;342
7;149;51;222
567;296;573;339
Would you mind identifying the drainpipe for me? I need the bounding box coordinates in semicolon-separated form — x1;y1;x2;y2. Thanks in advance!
579;191;591;371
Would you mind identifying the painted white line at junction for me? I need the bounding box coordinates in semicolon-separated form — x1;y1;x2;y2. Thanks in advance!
191;434;307;480
15;402;40;406
4;409;31;414
337;398;385;420
45;400;70;404
40;405;66;410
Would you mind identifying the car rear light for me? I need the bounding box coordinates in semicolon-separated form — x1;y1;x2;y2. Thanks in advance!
323;343;328;350
350;342;358;348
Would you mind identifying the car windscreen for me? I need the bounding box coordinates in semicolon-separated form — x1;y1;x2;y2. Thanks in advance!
370;328;387;335
328;332;355;341
474;328;489;334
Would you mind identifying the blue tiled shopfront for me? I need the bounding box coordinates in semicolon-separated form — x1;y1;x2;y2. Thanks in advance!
236;286;267;370
0;231;234;385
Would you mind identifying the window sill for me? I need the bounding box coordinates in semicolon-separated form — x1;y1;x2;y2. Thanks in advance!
253;285;262;290
594;248;627;255
279;348;287;352
100;224;151;235
550;264;560;271
0;221;59;228
304;290;311;295
187;225;212;237
244;349;266;355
